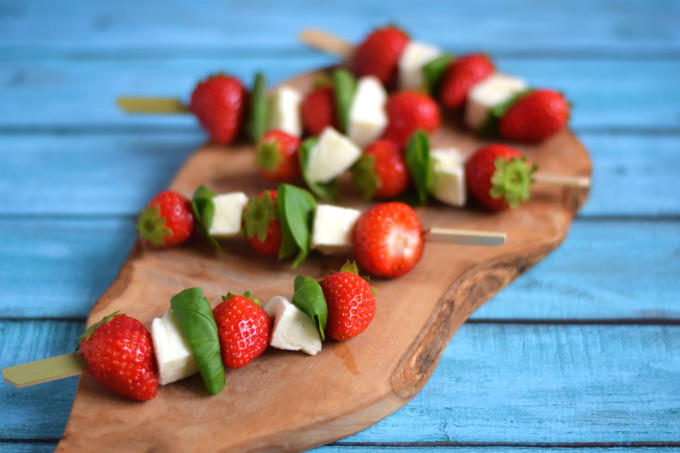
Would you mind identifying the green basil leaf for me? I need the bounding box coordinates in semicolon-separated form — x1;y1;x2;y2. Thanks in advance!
350;154;380;200
292;276;328;341
299;137;340;201
479;88;533;137
191;185;223;253
170;287;225;395
422;53;455;94
405;130;432;206
246;72;268;142
277;184;317;267
332;68;357;134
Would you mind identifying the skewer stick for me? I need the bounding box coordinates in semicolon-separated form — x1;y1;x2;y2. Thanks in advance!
534;173;591;188
2;352;87;388
117;97;190;114
299;29;355;60
427;227;506;246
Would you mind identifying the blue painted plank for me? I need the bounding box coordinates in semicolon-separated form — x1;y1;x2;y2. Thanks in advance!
0;132;677;217
0;219;677;321
1;0;678;55
0;58;678;130
1;321;678;444
2;446;678;453
0;133;201;216
0;219;135;318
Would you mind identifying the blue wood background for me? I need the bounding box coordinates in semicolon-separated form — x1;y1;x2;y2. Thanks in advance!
1;0;679;451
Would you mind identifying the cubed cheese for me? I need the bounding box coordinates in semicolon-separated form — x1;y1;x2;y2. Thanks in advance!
465;73;528;131
429;148;466;207
208;192;248;237
306;127;362;183
310;204;362;253
398;41;442;91
347;76;388;147
267;86;303;137
151;309;199;385
264;296;322;356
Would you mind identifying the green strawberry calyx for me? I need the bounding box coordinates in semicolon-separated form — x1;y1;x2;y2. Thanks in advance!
490;157;537;209
243;191;278;242
136;204;173;247
222;291;260;307
351;155;380;200
77;311;121;349
255;139;283;173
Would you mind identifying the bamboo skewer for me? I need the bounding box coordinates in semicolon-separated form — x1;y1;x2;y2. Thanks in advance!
299;29;356;59
117;97;189;114
534;173;591;188
2;353;87;388
427;227;506;247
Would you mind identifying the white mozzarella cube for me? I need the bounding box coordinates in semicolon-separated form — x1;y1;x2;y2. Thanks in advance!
306;127;362;183
264;296;322;356
208;192;248;237
347;76;388;148
151;309;199;385
398;41;442;91
267;86;303;137
310;204;362;254
465;73;528;131
429;148;467;207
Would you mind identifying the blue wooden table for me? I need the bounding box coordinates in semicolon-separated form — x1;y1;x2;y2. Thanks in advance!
1;1;679;451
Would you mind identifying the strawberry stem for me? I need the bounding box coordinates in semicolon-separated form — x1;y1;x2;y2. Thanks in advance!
489;157;537;209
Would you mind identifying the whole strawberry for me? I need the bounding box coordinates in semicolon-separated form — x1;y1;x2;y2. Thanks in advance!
353;25;410;87
465;144;537;211
351;139;411;199
79;312;158;401
438;54;495;109
498;89;570;142
382;91;441;146
243;190;282;256
320;262;376;341
254;129;301;182
190;73;247;145
136;190;194;248
213;293;271;369
352;202;424;278
300;85;338;136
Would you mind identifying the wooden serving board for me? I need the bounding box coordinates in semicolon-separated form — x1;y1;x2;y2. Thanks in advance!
56;68;591;453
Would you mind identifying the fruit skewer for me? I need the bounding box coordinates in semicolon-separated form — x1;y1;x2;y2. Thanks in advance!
2;265;374;400
300;27;571;144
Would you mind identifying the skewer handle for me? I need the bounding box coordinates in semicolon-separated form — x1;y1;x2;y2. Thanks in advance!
117;97;190;114
428;227;506;246
2;352;88;388
299;29;356;60
534;173;591;188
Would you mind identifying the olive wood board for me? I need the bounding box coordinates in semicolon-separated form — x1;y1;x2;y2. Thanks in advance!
55;67;591;453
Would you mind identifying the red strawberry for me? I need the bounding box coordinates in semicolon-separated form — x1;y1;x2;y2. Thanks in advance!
254;129;301;182
382;91;441;146
353;25;410;87
320;262;376;341
79;313;158;401
190;74;247;145
465;144;537;211
352;202;424;278
351;139;411;199
136;190;194;249
213;293;271;369
438;54;495;109
300;85;338;136
498;89;570;142
243;190;282;256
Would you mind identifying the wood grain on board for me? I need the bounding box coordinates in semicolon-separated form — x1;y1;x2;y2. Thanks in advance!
55;68;591;453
